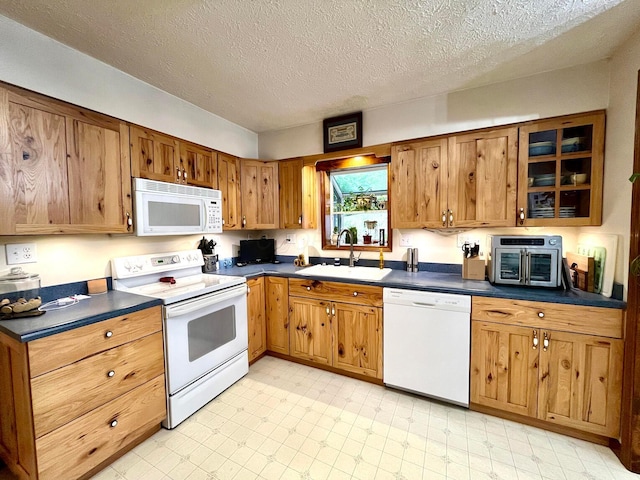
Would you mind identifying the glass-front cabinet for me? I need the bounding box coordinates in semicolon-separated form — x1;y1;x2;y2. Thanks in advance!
517;111;605;226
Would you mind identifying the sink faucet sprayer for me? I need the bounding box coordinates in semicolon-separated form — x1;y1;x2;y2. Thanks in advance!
338;229;360;267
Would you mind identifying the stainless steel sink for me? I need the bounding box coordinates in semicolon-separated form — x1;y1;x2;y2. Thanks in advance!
297;264;393;281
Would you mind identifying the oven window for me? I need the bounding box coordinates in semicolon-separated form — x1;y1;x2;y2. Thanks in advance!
187;305;236;362
529;253;552;282
149;201;200;227
499;252;521;280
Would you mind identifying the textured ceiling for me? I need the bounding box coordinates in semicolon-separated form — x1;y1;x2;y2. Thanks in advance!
0;0;639;133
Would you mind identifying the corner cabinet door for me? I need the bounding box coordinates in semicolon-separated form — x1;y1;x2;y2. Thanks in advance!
130;125;180;184
537;330;623;437
247;277;266;362
217;153;242;230
266;277;290;355
241;159;279;229
470;321;538;417
390;139;448;229
447;127;518;228
289;297;332;365
332;302;382;379
181;142;217;188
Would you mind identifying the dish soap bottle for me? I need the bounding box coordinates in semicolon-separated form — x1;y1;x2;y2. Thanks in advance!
379;248;384;269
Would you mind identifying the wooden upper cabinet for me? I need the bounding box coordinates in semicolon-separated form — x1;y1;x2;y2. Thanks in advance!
241;159;279;229
181;141;217;188
130;125;181;184
447;127;518;228
391;138;447;229
0;83;133;235
278;158;317;229
517;111;605;227
391;126;517;229
217;153;242;230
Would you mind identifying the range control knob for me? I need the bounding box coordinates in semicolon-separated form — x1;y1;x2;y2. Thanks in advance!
172;255;180;264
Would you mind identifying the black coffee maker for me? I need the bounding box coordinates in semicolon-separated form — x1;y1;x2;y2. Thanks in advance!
198;237;218;273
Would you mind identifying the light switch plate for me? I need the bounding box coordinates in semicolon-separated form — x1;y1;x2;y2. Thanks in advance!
6;243;38;264
285;234;297;244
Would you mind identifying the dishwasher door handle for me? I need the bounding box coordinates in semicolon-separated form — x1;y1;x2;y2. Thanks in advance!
412;302;437;308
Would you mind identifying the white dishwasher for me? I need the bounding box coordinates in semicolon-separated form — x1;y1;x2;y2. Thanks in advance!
383;288;471;407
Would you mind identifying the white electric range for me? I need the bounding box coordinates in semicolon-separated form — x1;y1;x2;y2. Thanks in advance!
111;250;248;429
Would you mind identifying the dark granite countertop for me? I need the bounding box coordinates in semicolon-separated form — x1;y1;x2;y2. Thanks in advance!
0;290;162;343
219;262;626;309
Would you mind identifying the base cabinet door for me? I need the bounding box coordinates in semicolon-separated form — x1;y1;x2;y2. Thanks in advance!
266;277;289;355
289;297;332;365
537;330;623;437
470;321;538;417
332;302;382;379
247;277;266;362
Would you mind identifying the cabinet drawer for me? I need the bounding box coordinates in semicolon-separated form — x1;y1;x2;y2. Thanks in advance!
472;297;623;338
28;306;162;377
35;374;166;480
289;278;383;307
32;332;164;438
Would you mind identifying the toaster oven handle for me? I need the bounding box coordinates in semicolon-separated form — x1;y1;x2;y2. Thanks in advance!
524;250;531;284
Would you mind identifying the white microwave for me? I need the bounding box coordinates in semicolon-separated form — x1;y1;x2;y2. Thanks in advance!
133;178;223;236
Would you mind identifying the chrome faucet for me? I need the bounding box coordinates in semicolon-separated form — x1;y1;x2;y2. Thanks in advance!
338;229;357;267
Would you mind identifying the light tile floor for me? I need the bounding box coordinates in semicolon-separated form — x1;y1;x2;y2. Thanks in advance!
2;356;639;480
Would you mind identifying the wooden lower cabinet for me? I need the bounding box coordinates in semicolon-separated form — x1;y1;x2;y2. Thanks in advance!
289;297;332;365
0;306;165;480
470;297;624;438
247;277;266;362
288;279;383;379
266;277;289;355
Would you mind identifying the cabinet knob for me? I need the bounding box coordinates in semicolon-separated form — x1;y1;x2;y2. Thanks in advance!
519;207;525;225
448;210;454;226
247;287;251;293
110;419;118;428
126;212;132;230
183;169;188;181
331;307;335;315
107;370;115;378
442;211;447;227
176;168;182;182
306;286;311;291
538;312;545;318
532;330;538;350
242;216;246;227
326;306;330;315
298;215;302;224
105;330;113;338
353;292;358;297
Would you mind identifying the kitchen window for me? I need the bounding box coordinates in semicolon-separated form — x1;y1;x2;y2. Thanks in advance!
317;155;392;252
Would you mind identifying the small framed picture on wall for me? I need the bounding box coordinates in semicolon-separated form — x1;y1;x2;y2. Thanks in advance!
323;112;363;153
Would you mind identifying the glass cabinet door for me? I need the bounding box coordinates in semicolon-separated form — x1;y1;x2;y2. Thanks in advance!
517;111;604;227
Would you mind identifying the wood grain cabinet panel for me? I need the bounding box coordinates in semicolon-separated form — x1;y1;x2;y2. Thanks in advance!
332;302;382;379
247;277;266;362
240;159;279;229
470;297;624;438
181;141;217;188
288;278;383;307
278;158;317;229
289;297;332;365
0;83;133;234
35;375;166;480
217;153;242;230
266;277;289;355
130;125;181;184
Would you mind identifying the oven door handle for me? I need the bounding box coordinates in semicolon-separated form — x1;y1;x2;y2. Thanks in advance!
166;284;247;318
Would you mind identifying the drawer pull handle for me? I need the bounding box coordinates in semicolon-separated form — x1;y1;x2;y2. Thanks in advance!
110;419;118;428
538;312;545;318
532;330;538;350
353;292;358;297
105;331;113;338
107;370;115;378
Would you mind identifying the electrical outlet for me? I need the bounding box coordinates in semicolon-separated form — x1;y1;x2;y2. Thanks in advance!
285;234;297;244
400;235;413;247
457;234;482;248
6;243;38;264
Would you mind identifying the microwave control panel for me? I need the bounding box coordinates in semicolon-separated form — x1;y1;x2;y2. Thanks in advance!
205;200;223;233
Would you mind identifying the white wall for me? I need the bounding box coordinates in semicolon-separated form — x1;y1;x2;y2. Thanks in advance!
259;62;611;281
600;28;640;296
0;15;258;158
